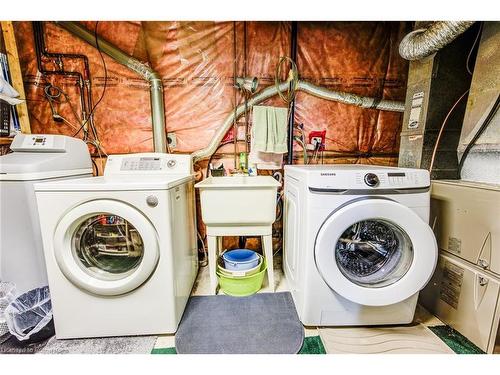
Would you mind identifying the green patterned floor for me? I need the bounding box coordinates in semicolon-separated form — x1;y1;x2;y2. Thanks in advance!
429;326;484;354
151;336;326;354
151;347;177;354
151;326;484;354
298;336;326;354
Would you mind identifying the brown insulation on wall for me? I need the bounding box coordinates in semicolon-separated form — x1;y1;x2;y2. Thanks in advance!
13;21;409;165
295;22;410;164
14;21;153;155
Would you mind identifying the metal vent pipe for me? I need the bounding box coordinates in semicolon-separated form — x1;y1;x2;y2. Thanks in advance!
56;21;168;153
191;80;405;162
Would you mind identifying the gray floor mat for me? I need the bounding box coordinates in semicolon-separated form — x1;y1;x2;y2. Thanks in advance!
38;335;157;354
175;292;304;354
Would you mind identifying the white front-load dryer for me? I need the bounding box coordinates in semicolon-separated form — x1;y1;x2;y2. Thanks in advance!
35;153;198;338
283;165;437;326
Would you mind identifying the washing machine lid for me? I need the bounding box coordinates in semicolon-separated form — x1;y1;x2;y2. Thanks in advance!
0;134;92;181
314;197;437;306
53;199;160;295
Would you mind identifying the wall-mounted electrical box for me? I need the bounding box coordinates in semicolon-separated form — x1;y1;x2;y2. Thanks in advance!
167;132;177;149
308;130;326;151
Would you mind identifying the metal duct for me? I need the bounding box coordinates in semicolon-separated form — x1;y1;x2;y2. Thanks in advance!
191;80;405;162
297;81;405;112
399;21;475;61
56;21;168;153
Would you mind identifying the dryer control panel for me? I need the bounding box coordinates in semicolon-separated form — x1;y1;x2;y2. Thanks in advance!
104;153;193;176
120;157;162;171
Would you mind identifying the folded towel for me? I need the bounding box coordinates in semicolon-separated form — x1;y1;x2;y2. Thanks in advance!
248;105;288;170
252;105;288;154
249;150;283;170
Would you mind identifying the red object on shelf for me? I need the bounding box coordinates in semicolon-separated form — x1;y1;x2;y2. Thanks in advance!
308;130;326;151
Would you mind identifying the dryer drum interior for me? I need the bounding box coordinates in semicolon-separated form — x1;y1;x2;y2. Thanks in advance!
335;219;414;288
72;213;145;280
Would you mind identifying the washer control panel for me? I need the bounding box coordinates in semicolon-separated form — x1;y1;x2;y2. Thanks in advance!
306;167;430;190
104;153;192;176
387;172;407;185
364;173;379;187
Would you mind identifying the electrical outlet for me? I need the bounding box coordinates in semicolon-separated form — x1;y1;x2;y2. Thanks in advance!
311;137;322;147
167;132;177;148
308;130;326;151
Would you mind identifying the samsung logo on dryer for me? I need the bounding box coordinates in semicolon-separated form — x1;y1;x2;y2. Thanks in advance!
320;172;336;176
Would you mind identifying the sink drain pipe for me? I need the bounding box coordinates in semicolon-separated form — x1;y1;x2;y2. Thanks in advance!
191;80;405;162
399;21;475;61
56;21;168;153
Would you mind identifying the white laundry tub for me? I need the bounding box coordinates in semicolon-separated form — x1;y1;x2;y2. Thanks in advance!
195;176;280;227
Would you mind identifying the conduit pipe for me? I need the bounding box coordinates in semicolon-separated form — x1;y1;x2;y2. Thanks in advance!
399;21;475;61
191;80;405;162
56;21;168;153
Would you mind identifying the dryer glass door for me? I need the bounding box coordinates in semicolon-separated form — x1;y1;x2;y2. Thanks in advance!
54;200;160;296
315;198;437;306
73;214;145;279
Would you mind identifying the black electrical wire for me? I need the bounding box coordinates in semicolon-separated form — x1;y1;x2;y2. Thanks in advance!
429;90;470;173
91;158;99;175
457;94;500;179
73;21;107;138
466;22;483;76
429;26;486;175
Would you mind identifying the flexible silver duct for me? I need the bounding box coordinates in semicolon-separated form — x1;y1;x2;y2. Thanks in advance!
192;80;405;162
56;21;168;153
297;81;405;112
399;21;475;61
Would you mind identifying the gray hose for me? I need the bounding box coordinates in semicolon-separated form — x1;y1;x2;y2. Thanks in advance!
192;80;405;162
399;21;475;61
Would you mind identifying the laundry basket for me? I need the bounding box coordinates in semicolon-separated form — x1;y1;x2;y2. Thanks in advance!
0;282;16;336
217;258;267;297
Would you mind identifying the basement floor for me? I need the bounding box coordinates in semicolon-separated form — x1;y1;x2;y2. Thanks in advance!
151;256;485;355
0;255;485;354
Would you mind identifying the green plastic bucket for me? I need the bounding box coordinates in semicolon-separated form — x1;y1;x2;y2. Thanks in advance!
217;254;263;277
217;258;267;297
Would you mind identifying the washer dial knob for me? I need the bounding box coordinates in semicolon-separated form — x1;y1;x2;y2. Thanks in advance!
364;173;379;187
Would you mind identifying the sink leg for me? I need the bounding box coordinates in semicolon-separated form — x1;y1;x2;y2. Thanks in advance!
208;235;218;295
262;234;275;292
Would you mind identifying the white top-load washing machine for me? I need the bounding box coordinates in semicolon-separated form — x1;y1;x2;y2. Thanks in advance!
34;153;198;339
283;165;437;326
0;134;92;294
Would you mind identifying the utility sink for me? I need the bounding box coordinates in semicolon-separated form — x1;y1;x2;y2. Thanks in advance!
195;176;280;227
